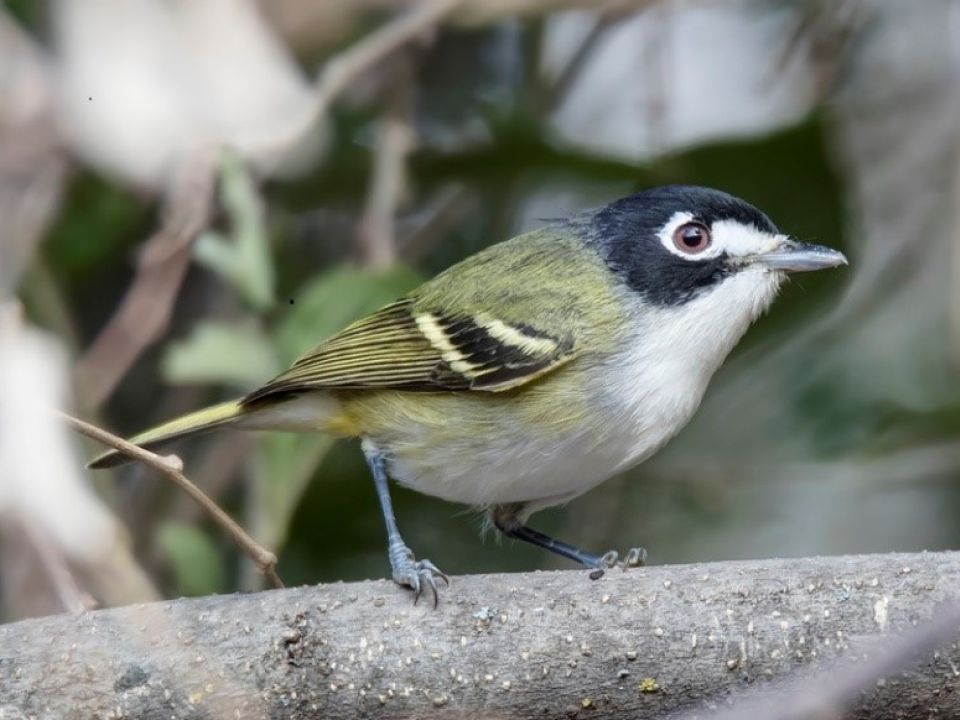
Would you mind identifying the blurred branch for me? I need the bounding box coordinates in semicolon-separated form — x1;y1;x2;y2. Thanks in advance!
0;10;66;298
541;9;631;111
766;1;864;100
399;183;478;261
951;149;960;366
312;0;464;115
255;0;465;160
641;3;669;155
265;0;673;32
19;521;92;614
73;155;215;408
0;517;89;620
454;0;666;24
0;142;66;298
0;303;158;618
1;552;959;718
356;55;416;268
58;412;284;590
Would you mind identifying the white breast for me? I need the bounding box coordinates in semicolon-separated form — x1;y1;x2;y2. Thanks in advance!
386;268;782;510
601;265;782;471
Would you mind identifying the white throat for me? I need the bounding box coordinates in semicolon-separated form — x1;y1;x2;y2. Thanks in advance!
598;266;783;469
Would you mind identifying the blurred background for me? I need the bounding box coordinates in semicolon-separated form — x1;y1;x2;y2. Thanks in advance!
1;0;958;621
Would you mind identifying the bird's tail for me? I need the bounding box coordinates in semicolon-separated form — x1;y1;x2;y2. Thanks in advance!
88;399;246;469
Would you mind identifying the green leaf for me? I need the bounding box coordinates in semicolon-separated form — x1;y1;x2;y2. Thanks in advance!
161;321;279;387
43;172;148;278
249;263;423;552
250;433;337;555
156;522;226;596
194;149;275;309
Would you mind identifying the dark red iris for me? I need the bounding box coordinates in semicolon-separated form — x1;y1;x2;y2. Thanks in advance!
673;222;711;254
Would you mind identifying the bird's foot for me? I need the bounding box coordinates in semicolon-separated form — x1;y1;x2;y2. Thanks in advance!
388;543;449;607
588;546;647;580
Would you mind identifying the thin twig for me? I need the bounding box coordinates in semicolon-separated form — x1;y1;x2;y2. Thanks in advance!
58;411;284;589
172;433;256;526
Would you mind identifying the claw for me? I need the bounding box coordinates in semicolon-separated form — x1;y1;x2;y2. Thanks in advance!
599;550;620;567
588;546;648;579
623;546;647;568
422;570;440;609
418;559;450;587
391;553;448;607
588;549;620;580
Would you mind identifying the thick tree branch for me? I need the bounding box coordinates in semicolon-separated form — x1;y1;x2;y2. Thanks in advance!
1;552;959;719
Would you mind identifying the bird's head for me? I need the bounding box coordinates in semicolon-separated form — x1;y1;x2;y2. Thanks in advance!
591;184;846;317
581;185;846;384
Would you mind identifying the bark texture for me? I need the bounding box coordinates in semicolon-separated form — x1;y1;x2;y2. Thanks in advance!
1;551;959;719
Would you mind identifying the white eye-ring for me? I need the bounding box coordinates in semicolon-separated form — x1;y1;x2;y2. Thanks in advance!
658;212;780;261
657;211;721;261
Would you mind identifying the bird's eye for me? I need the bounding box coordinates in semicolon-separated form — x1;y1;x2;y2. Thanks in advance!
672;222;711;254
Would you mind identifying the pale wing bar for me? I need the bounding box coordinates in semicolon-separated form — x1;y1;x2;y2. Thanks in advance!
241;299;576;403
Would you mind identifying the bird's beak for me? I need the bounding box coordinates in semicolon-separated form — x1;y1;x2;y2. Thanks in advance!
753;240;848;273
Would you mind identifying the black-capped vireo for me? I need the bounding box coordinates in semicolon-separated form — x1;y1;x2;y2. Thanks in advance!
91;185;847;603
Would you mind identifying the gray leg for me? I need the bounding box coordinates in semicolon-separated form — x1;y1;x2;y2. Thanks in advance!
362;441;448;606
492;503;646;579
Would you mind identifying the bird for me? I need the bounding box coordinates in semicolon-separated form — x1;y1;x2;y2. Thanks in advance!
90;185;847;604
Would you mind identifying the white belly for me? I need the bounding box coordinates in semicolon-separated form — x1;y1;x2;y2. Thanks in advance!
387;425;651;508
385;368;704;509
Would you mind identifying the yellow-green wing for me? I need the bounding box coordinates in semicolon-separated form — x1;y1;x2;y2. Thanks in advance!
242;298;577;404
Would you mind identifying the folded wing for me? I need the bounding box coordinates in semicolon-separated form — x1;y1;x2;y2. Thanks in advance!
242;298;577;404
